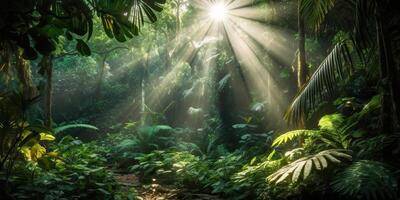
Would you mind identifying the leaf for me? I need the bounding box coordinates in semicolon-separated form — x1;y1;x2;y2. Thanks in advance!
318;114;344;131
268;149;352;184
272;130;320;147
76;39;91;56
303;159;313;180
40;132;55;141
285;41;353;125
54;123;98;134
292;160;306;182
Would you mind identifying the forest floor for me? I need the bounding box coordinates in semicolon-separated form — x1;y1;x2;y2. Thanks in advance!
112;171;222;200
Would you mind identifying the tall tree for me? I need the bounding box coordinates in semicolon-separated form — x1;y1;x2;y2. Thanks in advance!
297;0;308;90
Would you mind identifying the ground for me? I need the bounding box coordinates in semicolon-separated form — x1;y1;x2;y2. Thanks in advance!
113;171;222;200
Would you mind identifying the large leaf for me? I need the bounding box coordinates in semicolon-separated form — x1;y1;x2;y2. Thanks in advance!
54;123;99;134
285;41;353;125
268;149;352;184
300;0;336;31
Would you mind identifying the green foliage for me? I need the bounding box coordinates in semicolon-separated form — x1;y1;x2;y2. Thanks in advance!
54;124;99;134
272;130;320;147
286;41;353;125
2;136;125;199
0;0;167;58
268;149;352;184
300;0;336;31
0;92;54;170
332;160;398;200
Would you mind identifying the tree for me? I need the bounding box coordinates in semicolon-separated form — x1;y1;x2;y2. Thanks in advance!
286;0;400;132
1;0;167;128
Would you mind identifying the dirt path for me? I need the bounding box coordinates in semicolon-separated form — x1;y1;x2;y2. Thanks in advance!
113;172;222;200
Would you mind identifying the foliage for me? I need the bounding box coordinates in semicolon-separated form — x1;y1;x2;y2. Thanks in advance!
1;136;128;199
332;160;398;200
0;0;167;59
54;123;99;134
272;130;319;147
286;41;353;124
268;149;352;184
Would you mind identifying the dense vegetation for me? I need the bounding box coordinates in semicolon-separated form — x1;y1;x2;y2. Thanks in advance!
1;0;400;199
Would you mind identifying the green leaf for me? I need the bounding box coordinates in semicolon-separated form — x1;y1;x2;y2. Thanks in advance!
76;39;91;56
54;123;98;134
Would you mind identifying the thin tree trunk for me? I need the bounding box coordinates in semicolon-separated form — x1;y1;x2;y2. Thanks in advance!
95;56;107;99
376;19;399;132
297;0;308;129
41;55;53;128
297;0;307;90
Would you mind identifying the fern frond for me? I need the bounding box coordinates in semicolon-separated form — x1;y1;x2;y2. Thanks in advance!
332;160;398;200
54;124;98;134
272;130;320;147
285;41;353;125
268;149;352;184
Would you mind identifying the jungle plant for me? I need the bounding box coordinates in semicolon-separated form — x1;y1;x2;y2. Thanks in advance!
287;0;400;131
332;160;398;200
0;92;55;173
268;149;352;184
268;114;353;184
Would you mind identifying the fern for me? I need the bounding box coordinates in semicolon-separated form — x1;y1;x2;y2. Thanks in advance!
332;160;398;200
272;130;320;147
54;124;98;134
268;149;352;184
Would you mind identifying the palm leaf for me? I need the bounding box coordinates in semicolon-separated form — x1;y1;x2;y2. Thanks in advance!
285;41;353;125
268;149;352;184
54;123;98;134
300;0;336;31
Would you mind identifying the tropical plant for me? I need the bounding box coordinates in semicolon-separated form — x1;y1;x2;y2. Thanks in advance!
3;136;123;200
332;160;398;200
0;92;55;172
268;149;352;184
288;0;400;129
54;123;99;134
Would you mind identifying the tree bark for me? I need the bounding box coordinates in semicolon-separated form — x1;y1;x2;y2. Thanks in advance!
297;0;307;90
40;55;53;128
376;18;399;132
297;0;308;129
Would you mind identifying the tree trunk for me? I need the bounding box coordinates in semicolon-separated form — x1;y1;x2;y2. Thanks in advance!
376;18;399;132
15;49;36;101
41;55;53;128
95;56;107;99
297;0;308;129
297;0;307;90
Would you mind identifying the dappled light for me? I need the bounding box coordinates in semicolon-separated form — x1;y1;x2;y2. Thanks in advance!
1;0;400;199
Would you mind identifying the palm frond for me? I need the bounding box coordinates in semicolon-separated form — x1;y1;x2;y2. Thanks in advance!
54;124;99;134
332;160;398;200
272;130;320;147
300;0;336;31
96;0;166;41
285;41;353;125
268;149;352;184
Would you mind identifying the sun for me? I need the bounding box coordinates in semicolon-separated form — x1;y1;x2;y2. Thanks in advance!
209;3;228;21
